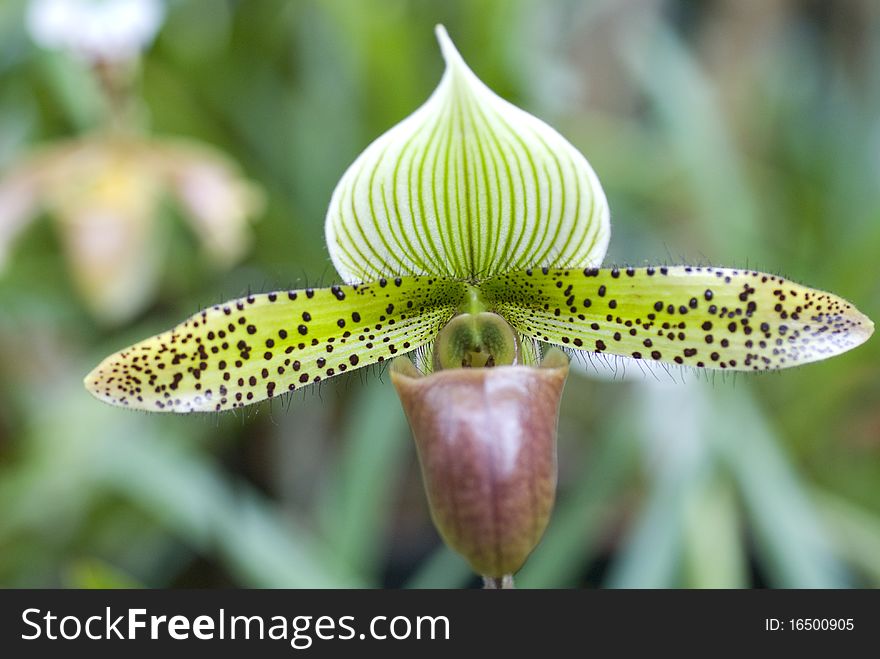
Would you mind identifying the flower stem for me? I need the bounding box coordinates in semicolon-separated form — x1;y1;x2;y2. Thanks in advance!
482;575;515;589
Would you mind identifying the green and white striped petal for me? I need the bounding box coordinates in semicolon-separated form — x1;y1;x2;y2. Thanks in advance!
85;276;467;412
325;25;610;283
480;266;873;370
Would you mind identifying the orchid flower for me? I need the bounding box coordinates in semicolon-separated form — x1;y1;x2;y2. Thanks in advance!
0;137;262;324
84;26;872;582
86;26;872;410
0;0;262;324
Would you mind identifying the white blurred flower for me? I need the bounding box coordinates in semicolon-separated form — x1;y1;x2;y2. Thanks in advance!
27;0;165;61
0;136;263;324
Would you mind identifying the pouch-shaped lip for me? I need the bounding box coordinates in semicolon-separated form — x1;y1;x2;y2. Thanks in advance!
391;349;569;577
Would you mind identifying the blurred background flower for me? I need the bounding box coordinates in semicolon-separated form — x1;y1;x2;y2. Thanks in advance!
1;136;262;323
0;0;262;324
0;0;878;588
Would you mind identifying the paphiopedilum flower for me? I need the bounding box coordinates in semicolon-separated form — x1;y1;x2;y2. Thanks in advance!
85;27;872;580
0;135;263;324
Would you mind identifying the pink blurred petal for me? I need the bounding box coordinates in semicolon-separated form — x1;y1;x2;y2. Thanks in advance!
159;142;263;266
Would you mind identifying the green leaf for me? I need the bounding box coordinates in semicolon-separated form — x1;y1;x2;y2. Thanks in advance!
711;388;849;587
317;380;410;580
481;266;873;370
85;276;466;412
325;25;609;282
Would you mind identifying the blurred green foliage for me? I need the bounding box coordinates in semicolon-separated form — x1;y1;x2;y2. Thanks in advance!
0;0;878;588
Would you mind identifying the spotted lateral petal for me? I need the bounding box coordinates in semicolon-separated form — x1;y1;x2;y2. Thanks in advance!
325;25;610;283
481;266;873;370
85;277;467;412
